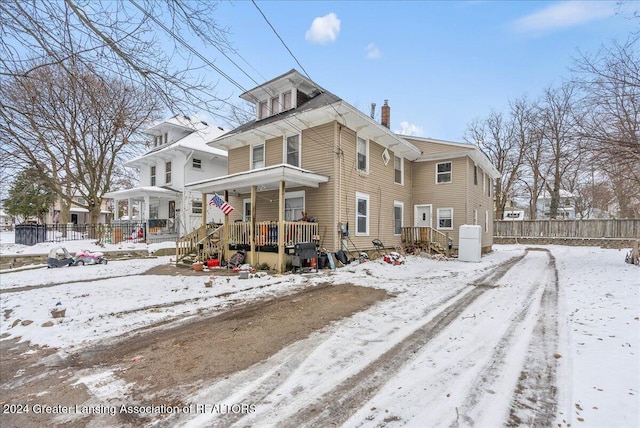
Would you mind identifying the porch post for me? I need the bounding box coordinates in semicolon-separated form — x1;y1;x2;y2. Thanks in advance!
250;185;256;266
277;180;285;273
223;190;229;264
201;192;207;229
127;197;132;220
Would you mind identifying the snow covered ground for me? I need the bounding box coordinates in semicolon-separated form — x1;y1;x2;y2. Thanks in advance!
1;232;638;427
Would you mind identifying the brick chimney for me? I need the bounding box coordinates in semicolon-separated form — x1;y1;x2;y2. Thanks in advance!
381;99;390;128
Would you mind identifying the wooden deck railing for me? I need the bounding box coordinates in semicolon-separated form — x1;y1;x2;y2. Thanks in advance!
401;226;450;254
228;221;319;247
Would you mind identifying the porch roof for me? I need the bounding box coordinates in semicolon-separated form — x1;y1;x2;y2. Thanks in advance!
103;186;180;201
186;164;329;194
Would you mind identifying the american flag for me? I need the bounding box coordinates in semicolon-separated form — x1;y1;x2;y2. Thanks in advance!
209;193;234;215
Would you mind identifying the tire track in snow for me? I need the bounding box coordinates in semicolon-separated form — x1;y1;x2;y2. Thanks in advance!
272;253;532;428
449;248;558;427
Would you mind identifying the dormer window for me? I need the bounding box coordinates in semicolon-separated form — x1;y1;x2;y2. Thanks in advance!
259;101;268;119
283;91;292;110
271;96;280;114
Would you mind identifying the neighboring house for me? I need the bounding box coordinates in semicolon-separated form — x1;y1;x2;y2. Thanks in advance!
536;189;576;219
0;209;13;230
104;115;228;242
45;197;110;225
185;70;499;271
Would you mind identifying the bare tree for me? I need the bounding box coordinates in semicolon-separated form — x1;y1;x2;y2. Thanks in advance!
0;0;232;116
573;37;640;217
0;61;161;224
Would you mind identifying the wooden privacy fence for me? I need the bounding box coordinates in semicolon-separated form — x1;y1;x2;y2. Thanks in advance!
494;219;640;239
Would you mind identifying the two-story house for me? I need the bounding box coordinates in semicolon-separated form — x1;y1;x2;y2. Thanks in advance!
536;189;577;219
185;70;499;271
104;114;227;242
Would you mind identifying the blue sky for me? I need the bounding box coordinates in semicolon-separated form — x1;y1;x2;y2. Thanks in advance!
197;1;636;142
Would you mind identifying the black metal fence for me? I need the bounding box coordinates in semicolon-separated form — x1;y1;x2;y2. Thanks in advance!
14;223;148;245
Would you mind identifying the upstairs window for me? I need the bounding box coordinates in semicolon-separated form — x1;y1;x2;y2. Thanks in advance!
192;199;202;214
283;91;292;110
165;161;172;184
487;176;492;197
437;161;452;184
259;101;268;119
394;155;403;185
271;96;280;114
357;137;368;172
286;135;300;167
474;164;478;185
192;158;202;169
150;166;156;186
252;143;264;170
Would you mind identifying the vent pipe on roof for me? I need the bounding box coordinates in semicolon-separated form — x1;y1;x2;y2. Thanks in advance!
370;103;376;119
381;99;390;128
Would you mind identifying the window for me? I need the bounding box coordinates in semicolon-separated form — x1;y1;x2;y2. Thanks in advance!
283;91;292;110
192;158;202;169
285;191;305;221
271;96;280;114
355;192;369;235
163;133;168;145
259;101;268;119
243;199;251;222
192;199;202;214
252;144;264;170
437;208;453;230
485;210;489;233
165;161;172;184
150;166;156;186
394;155;403;185
474;164;478;185
357;137;368;172
473;209;478;225
437;161;452;183
286;135;300;167
393;201;403;235
487;176;491;197
149;202;159;219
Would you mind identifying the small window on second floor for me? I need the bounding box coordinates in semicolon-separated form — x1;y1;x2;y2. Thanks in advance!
192;158;202;169
437;161;452;184
283;91;292;110
252;144;264;170
357;137;368;172
192;200;202;214
474;164;478;185
271;96;280;114
150;166;156;186
165;161;172;184
394;155;403;185
286;135;300;167
259;101;268;120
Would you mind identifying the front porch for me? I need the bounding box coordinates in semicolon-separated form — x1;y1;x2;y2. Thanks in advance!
183;164;329;273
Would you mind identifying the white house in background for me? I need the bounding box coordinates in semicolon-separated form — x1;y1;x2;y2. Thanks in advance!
0;209;13;230
104;115;228;241
536;189;577;219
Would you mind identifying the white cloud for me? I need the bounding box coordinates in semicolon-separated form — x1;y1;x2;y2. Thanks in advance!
511;1;615;34
395;121;424;137
305;13;341;44
365;43;382;59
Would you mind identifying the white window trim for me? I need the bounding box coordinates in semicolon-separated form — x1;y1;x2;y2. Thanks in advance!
485;210;489;233
356;136;369;173
251;143;265;170
436;161;452;184
394;155;404;185
284;134;301;167
355;191;370;236
473;209;478;225
165;161;172;185
436;207;454;230
284;190;305;221
243;198;251;222
393;201;404;236
150;165;156;186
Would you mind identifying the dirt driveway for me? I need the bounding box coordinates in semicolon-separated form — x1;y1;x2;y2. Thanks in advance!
1;279;387;427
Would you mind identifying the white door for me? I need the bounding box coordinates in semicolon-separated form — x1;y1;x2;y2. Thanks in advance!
415;205;432;228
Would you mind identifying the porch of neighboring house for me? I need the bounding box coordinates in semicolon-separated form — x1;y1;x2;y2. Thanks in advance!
181;165;328;273
103;187;181;244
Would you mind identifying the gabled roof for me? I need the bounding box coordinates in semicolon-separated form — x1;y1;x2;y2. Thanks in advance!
126;118;228;168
